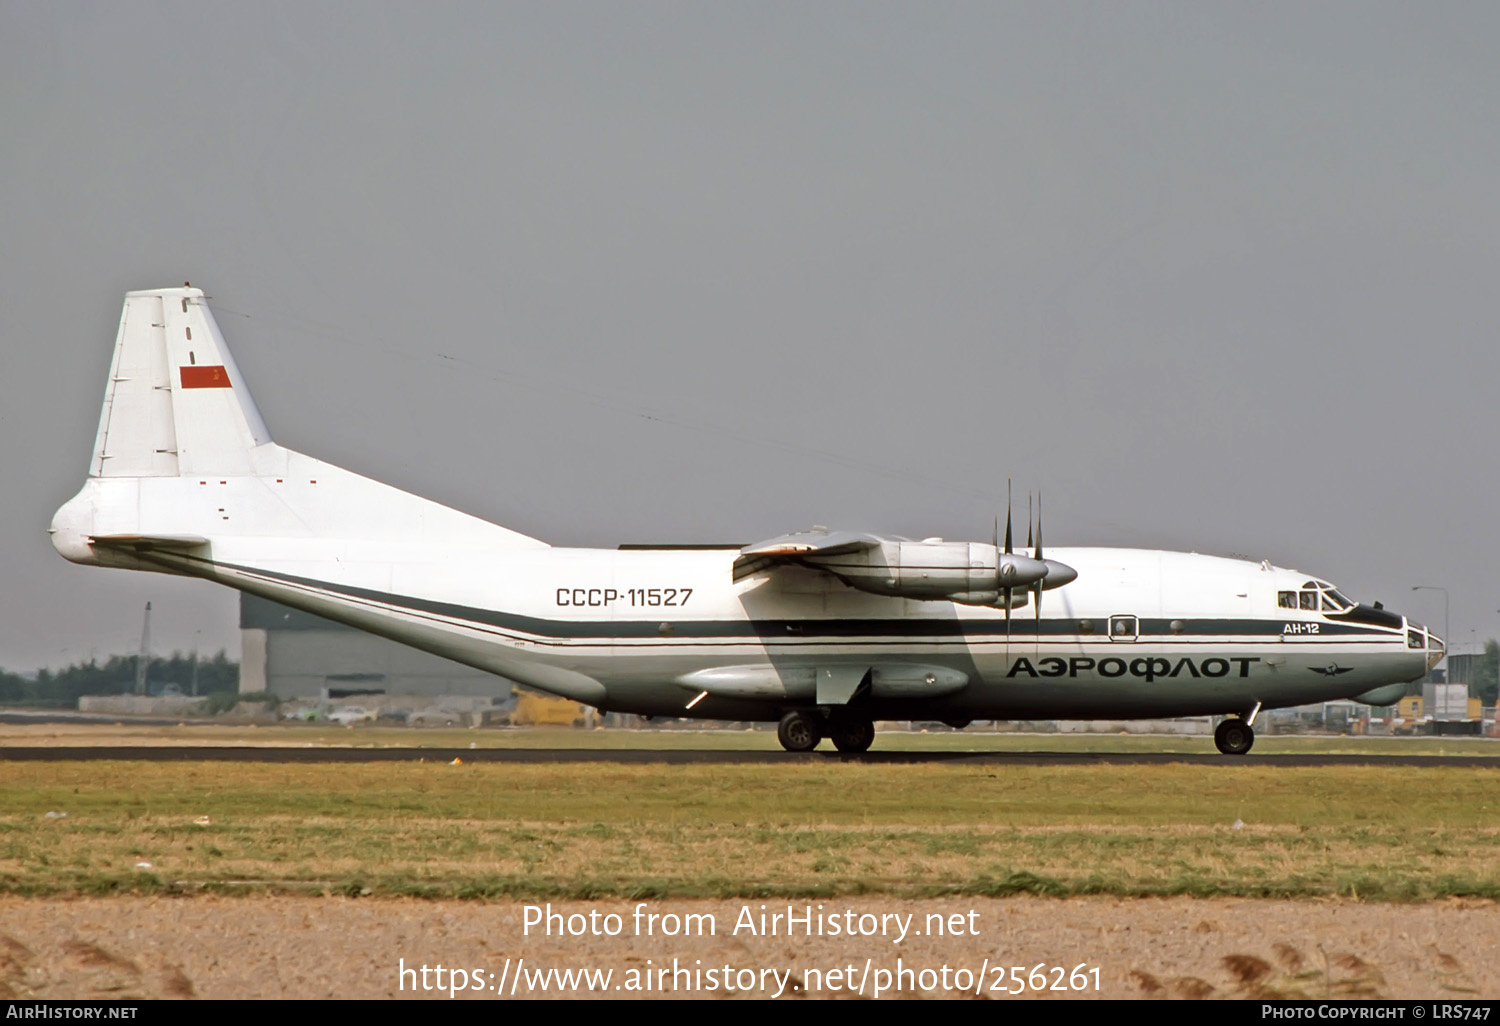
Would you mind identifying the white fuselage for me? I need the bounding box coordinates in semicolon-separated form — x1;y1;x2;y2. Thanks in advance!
52;469;1431;722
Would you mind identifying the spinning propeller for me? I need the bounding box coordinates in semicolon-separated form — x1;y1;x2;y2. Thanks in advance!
997;485;1077;635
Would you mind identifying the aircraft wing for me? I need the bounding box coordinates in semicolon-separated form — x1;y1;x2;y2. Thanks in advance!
732;529;885;582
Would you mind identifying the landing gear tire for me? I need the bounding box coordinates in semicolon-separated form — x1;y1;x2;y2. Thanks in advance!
777;711;823;752
1215;718;1254;756
829;718;876;754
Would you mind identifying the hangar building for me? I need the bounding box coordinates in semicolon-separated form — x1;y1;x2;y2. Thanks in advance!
237;593;514;702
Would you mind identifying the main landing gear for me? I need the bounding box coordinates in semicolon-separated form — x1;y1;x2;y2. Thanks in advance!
777;711;875;753
1214;717;1254;756
828;718;875;754
777;710;821;752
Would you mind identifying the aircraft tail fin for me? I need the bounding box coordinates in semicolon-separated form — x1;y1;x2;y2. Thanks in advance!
90;286;271;478
55;285;548;561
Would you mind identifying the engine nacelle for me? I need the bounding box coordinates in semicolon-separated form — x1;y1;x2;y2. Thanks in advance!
803;540;1063;606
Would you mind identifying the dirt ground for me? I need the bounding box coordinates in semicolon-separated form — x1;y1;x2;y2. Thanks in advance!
0;895;1495;1000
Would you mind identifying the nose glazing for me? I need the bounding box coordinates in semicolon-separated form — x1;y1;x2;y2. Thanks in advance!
1406;619;1445;670
1426;628;1446;671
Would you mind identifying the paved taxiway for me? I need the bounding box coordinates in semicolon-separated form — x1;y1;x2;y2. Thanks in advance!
2;746;1498;766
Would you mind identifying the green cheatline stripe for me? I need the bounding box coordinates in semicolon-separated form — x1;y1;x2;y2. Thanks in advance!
198;557;1398;644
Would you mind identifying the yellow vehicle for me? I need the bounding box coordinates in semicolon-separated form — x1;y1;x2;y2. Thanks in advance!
512;690;588;727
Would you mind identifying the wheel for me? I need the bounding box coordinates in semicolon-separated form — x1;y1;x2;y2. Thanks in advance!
777;711;822;752
1214;718;1254;755
829;718;875;754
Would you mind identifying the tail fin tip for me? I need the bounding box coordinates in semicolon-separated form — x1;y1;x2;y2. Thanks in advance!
92;286;271;478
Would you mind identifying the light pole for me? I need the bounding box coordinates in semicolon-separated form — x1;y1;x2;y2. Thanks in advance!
1411;586;1449;679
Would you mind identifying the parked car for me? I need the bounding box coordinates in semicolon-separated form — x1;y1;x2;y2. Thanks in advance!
326;705;375;726
407;709;462;727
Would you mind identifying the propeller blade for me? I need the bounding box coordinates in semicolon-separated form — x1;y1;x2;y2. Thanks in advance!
1001;482;1014;636
1034;492;1044;563
1004;483;1013;555
1033;492;1044;630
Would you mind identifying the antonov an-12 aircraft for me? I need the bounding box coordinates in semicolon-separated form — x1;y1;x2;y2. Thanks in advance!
51;287;1440;754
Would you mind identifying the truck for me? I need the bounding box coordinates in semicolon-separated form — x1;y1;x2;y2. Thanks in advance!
1422;683;1482;735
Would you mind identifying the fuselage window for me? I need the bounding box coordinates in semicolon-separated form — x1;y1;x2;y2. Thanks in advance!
1408;630;1424;650
1278;591;1296;609
1299;591;1317;610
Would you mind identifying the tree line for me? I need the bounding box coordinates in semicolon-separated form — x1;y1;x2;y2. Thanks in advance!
1469;639;1499;706
0;653;238;707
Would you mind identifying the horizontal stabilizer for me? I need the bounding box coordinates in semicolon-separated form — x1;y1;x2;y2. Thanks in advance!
89;533;210;550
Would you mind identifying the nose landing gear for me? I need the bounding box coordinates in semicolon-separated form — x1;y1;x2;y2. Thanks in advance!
1214;717;1255;756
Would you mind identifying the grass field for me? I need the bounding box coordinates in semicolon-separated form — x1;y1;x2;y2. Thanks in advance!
2;753;1497;902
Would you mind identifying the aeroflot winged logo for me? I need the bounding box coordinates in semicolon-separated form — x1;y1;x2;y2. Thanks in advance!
1309;664;1353;677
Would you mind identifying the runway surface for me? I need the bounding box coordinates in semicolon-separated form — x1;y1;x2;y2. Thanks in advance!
2;746;1499;766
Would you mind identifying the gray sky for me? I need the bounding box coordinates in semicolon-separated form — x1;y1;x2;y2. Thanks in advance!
3;1;1499;670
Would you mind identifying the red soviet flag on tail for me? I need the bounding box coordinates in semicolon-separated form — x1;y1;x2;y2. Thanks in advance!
180;365;231;388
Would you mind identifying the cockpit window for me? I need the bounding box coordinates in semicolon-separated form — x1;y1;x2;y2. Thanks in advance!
1284;580;1356;614
1321;590;1353;612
